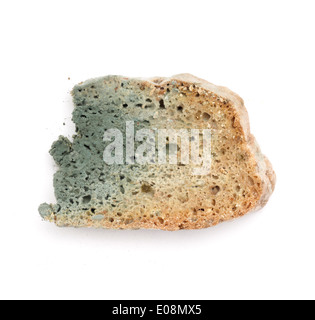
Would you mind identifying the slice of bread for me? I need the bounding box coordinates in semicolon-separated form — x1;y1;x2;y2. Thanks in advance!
39;74;275;230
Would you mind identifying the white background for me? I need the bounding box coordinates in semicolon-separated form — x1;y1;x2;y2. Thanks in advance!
1;0;314;300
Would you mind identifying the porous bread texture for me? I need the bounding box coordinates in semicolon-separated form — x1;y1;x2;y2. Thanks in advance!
39;74;275;230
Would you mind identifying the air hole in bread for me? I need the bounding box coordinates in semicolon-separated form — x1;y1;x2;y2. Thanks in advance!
211;186;221;195
125;218;133;224
141;183;153;193
248;176;255;185
202;112;210;121
158;217;164;224
195;111;202;120
82;195;91;204
159;99;166;109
